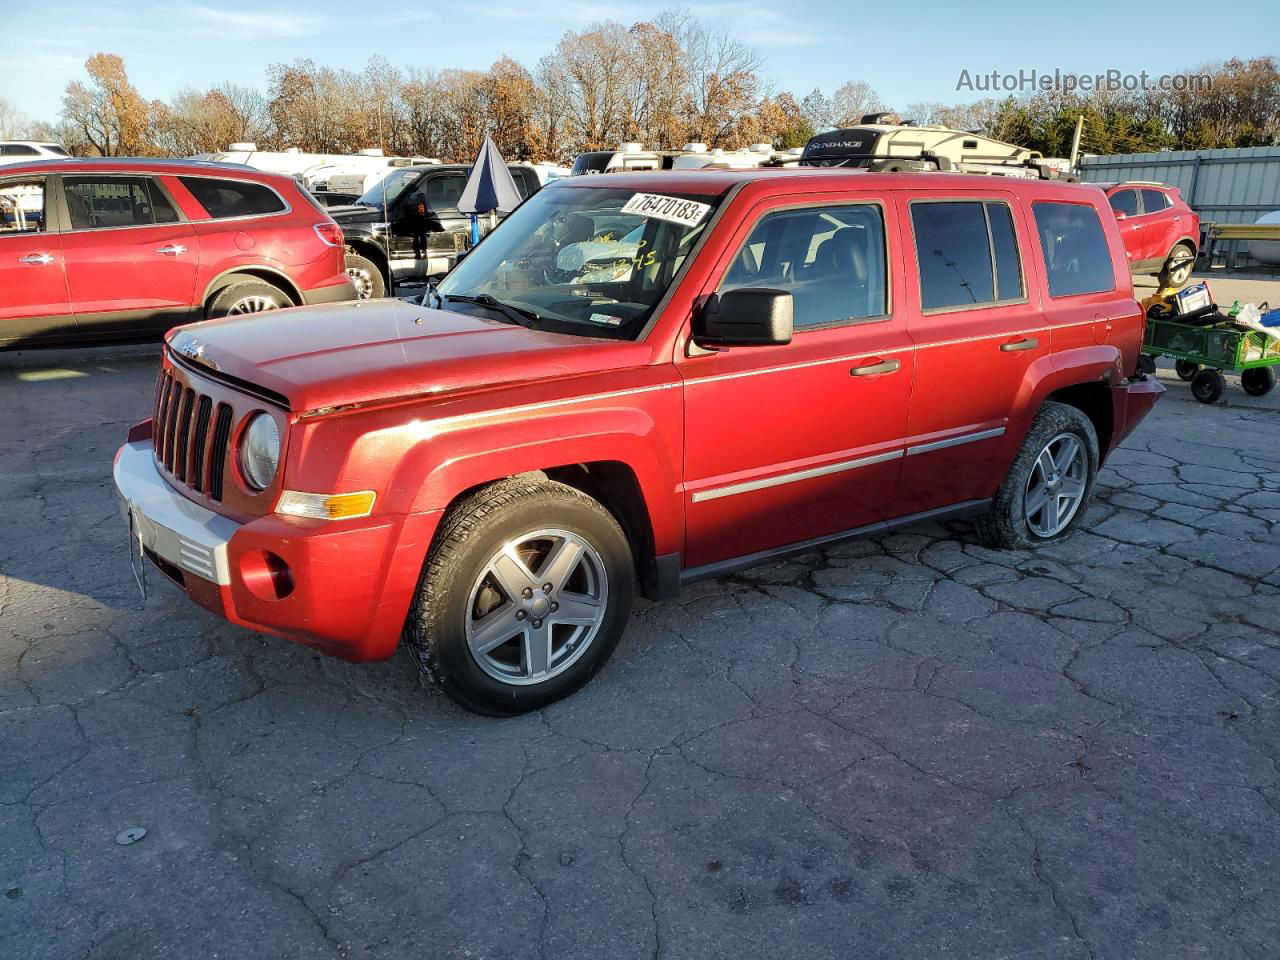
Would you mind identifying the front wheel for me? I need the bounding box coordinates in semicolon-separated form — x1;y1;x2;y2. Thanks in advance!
1190;369;1226;403
1241;367;1276;397
1174;360;1200;381
408;478;635;715
976;402;1099;549
344;252;386;300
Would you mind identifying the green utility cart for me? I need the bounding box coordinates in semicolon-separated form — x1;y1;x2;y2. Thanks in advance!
1138;282;1280;403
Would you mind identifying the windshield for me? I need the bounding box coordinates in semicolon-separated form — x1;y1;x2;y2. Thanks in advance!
570;153;615;175
356;169;422;209
436;184;722;340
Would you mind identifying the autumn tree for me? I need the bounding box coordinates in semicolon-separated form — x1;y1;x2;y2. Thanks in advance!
62;53;153;155
484;57;543;159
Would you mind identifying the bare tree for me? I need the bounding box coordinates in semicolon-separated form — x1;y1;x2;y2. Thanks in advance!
659;10;763;146
800;88;831;131
830;81;884;126
0;97;28;139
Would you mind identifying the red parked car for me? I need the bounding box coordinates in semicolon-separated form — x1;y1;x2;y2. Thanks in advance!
1098;181;1200;287
0;159;354;347
115;169;1162;714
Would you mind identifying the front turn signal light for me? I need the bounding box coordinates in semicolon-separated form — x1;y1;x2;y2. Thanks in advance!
276;490;376;521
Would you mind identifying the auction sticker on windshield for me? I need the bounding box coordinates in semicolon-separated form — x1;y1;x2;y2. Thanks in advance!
620;193;711;227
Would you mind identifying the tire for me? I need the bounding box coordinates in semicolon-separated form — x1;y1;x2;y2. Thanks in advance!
1174;359;1200;381
976;402;1099;549
1241;367;1276;397
1136;354;1157;376
1190;369;1226;403
1157;243;1196;288
408;478;635;715
344;252;386;300
206;279;292;318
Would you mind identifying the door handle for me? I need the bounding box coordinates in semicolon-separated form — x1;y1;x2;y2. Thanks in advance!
18;253;54;265
850;358;900;376
155;244;187;256
1000;337;1039;352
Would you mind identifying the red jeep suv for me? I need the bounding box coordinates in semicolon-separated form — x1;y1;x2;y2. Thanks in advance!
116;169;1162;714
1100;181;1200;287
0;159;354;348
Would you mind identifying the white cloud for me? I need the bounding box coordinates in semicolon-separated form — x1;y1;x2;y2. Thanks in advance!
184;5;332;37
687;2;822;46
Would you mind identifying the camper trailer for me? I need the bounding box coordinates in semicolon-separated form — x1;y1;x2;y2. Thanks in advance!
798;113;1074;180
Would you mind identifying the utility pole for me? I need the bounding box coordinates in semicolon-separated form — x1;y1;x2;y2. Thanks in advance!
1069;114;1084;173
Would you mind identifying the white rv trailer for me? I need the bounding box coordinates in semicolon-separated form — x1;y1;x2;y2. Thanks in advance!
192;144;441;191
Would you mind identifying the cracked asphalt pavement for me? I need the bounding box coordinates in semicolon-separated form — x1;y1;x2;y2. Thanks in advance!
2;343;1279;960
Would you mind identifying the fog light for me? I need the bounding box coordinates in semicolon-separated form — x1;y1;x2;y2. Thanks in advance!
239;549;293;601
276;490;376;521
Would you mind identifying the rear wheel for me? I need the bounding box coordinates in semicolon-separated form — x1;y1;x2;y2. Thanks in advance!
1174;359;1200;381
1241;367;1276;397
206;279;291;318
344;252;385;300
977;402;1099;549
1158;243;1196;288
1190;369;1226;403
408;478;635;715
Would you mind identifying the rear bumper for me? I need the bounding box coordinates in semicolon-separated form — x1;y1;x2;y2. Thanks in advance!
113;434;440;662
1109;375;1165;455
301;278;357;306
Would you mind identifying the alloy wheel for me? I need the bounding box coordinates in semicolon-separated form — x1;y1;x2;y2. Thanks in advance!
465;529;608;685
227;295;281;314
1024;432;1087;538
347;266;375;300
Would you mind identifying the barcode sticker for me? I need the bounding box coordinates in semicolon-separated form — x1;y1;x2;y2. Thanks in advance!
620;193;711;227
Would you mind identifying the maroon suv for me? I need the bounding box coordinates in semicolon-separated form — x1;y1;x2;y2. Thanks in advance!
0;159;355;347
1099;181;1200;287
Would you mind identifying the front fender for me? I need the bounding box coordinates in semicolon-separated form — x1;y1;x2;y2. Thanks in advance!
286;381;685;558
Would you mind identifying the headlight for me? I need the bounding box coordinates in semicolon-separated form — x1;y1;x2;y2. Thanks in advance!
239;413;280;491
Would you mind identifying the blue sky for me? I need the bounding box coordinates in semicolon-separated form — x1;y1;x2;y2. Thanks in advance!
3;0;1277;126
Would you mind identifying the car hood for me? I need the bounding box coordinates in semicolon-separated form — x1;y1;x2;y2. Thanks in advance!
166;299;651;413
326;205;385;223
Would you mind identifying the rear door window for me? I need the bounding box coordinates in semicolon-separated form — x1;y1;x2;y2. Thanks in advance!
179;177;287;219
1032;201;1115;297
1108;189;1139;216
63;176;174;230
0;177;47;233
720;203;888;328
423;173;467;212
1140;189;1170;214
910;200;1024;310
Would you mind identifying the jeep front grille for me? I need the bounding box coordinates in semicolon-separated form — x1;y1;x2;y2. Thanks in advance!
153;370;235;502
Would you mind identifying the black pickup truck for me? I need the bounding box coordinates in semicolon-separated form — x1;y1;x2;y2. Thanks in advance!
331;163;542;299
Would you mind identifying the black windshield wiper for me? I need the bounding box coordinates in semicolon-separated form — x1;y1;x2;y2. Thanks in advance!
443;293;540;329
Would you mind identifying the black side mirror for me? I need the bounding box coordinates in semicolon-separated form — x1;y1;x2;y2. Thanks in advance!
694;288;793;347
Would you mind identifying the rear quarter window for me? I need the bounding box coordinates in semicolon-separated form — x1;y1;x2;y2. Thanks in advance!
1032;201;1115;298
1140;189;1171;214
179;177;287;219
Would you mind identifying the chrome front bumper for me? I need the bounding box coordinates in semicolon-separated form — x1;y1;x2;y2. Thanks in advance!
113;441;240;585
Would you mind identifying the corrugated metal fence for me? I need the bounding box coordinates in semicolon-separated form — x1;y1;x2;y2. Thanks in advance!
1080;147;1280;266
